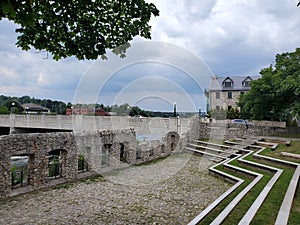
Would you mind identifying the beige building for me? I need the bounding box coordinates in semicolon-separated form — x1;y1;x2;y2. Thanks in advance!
206;75;260;112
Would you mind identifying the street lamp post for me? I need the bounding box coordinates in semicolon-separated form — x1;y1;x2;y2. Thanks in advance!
173;102;177;117
10;102;16;134
199;107;201;118
11;102;15;114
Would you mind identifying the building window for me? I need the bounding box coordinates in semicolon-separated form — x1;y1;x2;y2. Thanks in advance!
216;91;220;99
243;81;250;87
228;106;232;111
216;106;220;112
228;92;232;99
224;81;232;87
242;77;253;87
241;91;245;95
222;77;234;88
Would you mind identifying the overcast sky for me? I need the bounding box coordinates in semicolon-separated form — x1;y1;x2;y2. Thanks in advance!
0;0;299;112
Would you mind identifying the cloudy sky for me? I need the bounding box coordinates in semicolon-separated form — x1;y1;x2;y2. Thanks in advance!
0;0;300;112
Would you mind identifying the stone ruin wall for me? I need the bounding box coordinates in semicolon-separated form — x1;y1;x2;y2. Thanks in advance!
198;121;287;141
0;129;180;199
0;116;289;199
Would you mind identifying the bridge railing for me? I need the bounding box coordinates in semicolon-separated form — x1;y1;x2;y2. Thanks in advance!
0;115;194;135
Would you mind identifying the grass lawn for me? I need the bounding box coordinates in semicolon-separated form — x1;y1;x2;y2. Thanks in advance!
250;162;295;224
196;143;300;225
272;133;300;139
262;140;300;163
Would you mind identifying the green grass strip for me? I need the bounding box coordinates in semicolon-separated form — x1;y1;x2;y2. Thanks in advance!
197;140;300;225
248;156;296;224
289;181;300;225
271;133;300;139
197;150;290;225
261;142;300;163
221;159;272;225
197;164;252;225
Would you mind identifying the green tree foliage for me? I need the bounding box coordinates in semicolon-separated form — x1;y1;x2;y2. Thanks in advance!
209;107;227;120
129;106;149;117
0;95;67;114
0;106;10;114
227;108;241;119
3;99;23;113
238;48;300;121
0;0;159;60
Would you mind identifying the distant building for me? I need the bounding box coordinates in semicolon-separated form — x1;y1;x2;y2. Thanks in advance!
23;103;50;114
66;107;109;116
206;75;260;112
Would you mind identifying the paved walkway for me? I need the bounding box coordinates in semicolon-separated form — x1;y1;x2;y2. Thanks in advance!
0;153;231;225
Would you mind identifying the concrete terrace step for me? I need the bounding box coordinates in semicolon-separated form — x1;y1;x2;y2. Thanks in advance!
187;143;232;156
189;149;262;225
193;140;243;153
185;141;237;163
188;137;300;225
184;147;227;161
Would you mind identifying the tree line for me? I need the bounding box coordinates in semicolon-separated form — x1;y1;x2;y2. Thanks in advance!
0;96;176;117
238;48;300;124
0;95;68;115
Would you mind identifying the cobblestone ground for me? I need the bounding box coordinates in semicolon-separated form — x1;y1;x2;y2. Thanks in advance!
0;153;231;224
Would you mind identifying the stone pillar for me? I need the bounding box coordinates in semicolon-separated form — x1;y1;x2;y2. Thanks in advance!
61;148;78;181
166;131;180;153
27;153;48;189
0;151;11;198
9;114;16;134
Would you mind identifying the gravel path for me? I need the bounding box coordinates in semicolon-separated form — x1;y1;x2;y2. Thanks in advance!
0;153;231;224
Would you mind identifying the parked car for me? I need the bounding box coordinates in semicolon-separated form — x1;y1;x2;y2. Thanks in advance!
133;115;143;118
232;119;254;125
232;119;247;124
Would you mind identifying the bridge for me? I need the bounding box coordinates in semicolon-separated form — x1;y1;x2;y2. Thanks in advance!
0;114;192;136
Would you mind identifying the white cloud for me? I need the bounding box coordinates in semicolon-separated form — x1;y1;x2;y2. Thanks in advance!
147;0;300;76
1;1;300;109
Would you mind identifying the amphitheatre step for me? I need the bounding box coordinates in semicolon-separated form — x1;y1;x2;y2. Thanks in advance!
187;143;232;156
193;140;244;153
275;165;300;225
189;142;262;224
188;137;299;225
184;146;227;160
206;150;263;225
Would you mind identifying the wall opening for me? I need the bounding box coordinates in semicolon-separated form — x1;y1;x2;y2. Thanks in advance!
78;154;89;173
48;150;61;179
120;143;127;162
11;155;29;189
161;144;165;153
149;148;154;156
171;134;176;152
136;148;141;159
101;144;111;166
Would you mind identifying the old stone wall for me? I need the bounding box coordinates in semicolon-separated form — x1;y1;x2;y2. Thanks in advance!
1;116;289;199
200;121;287;141
0;128;181;199
136;131;180;163
0;132;78;198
